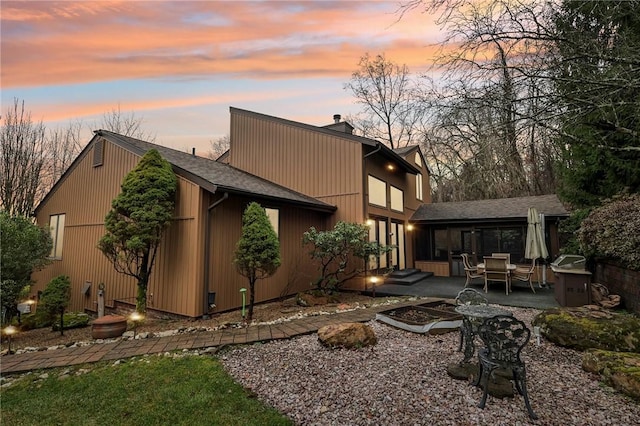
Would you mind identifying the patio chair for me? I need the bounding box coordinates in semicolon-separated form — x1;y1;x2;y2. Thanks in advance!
483;256;510;295
511;260;537;293
461;253;484;287
474;315;537;420
491;252;511;264
454;288;488;357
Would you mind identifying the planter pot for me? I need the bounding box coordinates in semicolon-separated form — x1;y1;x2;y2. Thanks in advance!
91;315;127;339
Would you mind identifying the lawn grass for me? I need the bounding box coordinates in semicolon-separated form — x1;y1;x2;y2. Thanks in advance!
0;355;292;426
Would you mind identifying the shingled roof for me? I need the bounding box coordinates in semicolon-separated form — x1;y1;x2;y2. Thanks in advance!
96;130;336;212
410;194;569;224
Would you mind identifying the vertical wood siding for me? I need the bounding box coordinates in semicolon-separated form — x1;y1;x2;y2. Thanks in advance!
208;196;328;312
230;111;363;224
32;139;203;318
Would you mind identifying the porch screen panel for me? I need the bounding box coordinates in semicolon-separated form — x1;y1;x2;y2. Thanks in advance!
433;229;448;261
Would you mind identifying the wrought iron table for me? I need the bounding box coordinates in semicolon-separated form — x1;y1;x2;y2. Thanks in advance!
454;304;513;364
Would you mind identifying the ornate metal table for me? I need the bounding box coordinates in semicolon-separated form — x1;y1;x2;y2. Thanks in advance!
454;305;513;364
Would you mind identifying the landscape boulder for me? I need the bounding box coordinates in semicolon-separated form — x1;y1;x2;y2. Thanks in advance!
532;306;640;352
582;349;640;401
318;322;377;349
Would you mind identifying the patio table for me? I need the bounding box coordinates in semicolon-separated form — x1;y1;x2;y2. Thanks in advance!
454;305;513;364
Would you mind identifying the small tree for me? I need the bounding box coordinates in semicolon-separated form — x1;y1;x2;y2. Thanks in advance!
303;221;392;293
233;202;281;322
40;275;71;336
0;211;52;324
98;149;177;313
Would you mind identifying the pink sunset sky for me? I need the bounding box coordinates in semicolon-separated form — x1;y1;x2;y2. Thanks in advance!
1;0;443;153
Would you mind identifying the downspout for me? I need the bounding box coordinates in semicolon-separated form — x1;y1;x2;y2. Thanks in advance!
203;192;229;319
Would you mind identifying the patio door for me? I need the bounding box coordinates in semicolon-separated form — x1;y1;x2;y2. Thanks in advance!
389;221;406;270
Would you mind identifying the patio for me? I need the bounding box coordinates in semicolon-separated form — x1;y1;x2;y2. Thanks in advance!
363;276;558;310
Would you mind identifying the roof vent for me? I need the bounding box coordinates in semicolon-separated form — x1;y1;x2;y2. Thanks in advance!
333;114;341;123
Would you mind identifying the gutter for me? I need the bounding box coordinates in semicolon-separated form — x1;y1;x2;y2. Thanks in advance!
202;192;229;318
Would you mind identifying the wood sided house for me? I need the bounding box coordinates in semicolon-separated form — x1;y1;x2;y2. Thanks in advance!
31;108;431;318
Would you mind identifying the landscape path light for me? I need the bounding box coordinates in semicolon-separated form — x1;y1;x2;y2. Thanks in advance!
3;325;18;354
129;312;144;338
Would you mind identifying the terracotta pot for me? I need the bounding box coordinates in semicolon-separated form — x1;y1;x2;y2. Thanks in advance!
91;315;127;339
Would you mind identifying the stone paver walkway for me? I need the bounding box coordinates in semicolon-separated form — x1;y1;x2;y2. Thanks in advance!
1;299;433;375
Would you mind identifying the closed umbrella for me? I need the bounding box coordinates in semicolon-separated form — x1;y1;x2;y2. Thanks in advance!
525;207;549;286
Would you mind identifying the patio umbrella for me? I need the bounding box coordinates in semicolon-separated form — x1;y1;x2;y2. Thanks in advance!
525;207;549;286
525;207;548;260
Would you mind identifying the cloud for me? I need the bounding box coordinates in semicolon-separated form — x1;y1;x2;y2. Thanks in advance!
1;1;441;88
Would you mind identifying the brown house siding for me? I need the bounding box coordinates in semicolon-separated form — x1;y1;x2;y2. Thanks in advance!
230;110;363;225
207;195;328;313
32;139;205;318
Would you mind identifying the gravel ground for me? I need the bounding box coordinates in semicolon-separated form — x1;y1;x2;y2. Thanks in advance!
220;306;640;426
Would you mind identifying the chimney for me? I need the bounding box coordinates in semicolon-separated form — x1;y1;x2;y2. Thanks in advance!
333;114;341;123
192;147;196;156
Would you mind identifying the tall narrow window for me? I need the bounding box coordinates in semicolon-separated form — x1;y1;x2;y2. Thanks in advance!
367;175;387;207
390;186;403;212
49;214;66;259
416;173;423;201
265;208;279;237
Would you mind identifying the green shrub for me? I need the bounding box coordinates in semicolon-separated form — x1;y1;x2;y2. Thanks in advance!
577;194;640;270
40;275;71;335
20;311;90;332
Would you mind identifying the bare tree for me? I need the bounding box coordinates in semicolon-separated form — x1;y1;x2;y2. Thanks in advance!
42;119;84;194
0;99;46;216
206;134;230;160
100;104;156;141
344;53;423;149
399;0;561;201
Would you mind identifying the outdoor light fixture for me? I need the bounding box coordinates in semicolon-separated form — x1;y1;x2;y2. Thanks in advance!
370;276;379;285
129;312;144;338
407;224;414;231
366;219;374;227
4;325;17;354
386;164;396;171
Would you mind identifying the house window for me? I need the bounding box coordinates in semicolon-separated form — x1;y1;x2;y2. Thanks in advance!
265;208;279;237
414;152;422;167
49;214;65;259
416;173;423;201
390;186;403;212
368;175;387;207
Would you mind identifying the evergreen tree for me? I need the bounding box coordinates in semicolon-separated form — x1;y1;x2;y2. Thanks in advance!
98;149;177;313
234;202;281;322
0;211;52;324
40;275;71;336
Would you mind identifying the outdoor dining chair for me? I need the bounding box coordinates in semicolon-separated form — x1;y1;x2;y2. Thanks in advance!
474;315;538;420
483;256;510;294
454;288;488;356
461;253;484;287
491;252;511;264
511;260;537;293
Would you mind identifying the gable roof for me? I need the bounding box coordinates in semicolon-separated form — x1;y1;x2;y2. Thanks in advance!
36;130;336;214
230;107;421;175
410;194;569;224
